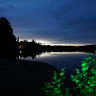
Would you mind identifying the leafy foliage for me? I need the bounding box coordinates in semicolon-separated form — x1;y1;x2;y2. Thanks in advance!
42;68;66;96
42;68;72;96
42;52;96;96
71;53;96;96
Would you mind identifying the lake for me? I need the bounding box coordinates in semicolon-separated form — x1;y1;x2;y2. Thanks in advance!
19;52;96;78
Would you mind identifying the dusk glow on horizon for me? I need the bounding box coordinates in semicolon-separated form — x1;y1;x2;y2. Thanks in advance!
19;39;92;46
0;0;96;45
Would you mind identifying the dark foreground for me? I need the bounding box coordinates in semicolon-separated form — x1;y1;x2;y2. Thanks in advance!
0;58;59;96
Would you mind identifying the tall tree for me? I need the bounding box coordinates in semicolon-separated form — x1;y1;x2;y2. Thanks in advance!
0;17;17;58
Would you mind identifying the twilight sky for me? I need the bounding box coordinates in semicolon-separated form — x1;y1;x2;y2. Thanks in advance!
0;0;96;45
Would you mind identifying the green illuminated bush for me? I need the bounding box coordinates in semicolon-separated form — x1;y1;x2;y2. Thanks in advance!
71;53;96;96
42;68;72;96
42;68;65;96
42;52;96;96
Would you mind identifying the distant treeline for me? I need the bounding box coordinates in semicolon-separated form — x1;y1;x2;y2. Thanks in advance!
19;39;96;53
18;39;96;59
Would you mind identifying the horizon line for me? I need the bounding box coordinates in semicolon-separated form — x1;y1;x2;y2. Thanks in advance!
18;39;96;46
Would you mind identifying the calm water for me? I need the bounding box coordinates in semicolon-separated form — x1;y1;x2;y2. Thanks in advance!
19;52;96;78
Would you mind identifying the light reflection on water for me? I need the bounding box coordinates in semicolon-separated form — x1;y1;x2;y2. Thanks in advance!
36;52;86;58
19;52;96;78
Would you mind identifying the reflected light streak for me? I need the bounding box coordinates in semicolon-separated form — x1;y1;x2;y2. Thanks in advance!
38;52;86;58
38;52;51;58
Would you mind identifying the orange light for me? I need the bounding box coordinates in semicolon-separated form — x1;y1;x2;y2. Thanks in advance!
19;45;23;48
19;51;23;54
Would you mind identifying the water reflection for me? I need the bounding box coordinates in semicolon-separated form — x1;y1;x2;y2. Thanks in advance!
18;51;88;59
19;51;96;79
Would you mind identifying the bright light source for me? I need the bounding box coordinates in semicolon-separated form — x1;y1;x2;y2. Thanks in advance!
36;40;51;45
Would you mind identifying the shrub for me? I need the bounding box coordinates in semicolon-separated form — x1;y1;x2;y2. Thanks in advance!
42;68;67;96
71;53;96;96
42;52;96;96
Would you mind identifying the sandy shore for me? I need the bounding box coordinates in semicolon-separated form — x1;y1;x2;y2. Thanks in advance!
0;58;58;96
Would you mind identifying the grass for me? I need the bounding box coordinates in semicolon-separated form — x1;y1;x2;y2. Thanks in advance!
42;52;96;96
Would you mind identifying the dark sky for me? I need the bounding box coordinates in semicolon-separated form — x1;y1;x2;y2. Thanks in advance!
0;0;96;45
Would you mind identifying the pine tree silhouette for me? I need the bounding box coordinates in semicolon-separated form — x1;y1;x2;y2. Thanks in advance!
0;17;17;58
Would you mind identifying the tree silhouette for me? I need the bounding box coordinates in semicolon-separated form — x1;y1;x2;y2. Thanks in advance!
0;17;17;58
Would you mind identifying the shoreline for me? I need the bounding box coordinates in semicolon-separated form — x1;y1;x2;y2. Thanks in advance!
0;57;75;96
0;57;58;96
